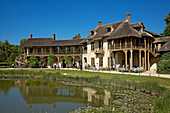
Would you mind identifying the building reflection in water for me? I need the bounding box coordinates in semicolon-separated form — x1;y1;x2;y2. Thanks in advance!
16;80;113;108
83;88;112;106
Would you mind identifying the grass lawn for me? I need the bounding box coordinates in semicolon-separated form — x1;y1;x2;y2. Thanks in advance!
0;69;170;89
29;69;170;89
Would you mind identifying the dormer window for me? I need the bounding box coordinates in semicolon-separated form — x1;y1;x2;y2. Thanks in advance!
91;30;96;35
107;27;113;32
107;28;111;32
91;31;94;35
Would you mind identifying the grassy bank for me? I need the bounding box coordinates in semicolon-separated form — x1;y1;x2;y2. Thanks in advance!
0;69;170;112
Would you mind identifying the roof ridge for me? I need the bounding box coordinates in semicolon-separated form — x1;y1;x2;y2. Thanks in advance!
54;38;84;41
130;22;142;25
101;20;123;27
107;21;141;40
29;38;52;39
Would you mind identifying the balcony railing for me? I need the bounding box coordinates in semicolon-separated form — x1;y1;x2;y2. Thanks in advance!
110;43;147;50
25;49;87;56
94;49;104;54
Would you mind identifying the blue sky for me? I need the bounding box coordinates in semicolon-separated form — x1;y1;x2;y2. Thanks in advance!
0;0;170;45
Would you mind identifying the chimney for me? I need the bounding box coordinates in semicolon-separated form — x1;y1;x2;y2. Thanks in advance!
126;13;130;24
53;34;55;40
30;34;32;39
98;21;102;26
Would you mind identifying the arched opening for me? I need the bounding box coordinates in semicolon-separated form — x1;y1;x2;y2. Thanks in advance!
115;51;125;68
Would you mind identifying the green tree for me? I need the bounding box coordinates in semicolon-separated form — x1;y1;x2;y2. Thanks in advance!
48;54;55;67
163;12;170;36
18;38;27;55
72;33;81;39
26;56;38;68
157;52;170;74
20;38;27;46
0;39;26;67
0;40;11;60
0;49;5;62
7;53;18;63
64;56;69;67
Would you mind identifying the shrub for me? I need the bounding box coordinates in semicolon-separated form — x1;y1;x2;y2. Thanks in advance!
130;68;145;73
117;68;129;72
157;52;170;74
85;64;91;70
48;54;55;67
157;59;170;74
26;56;38;68
101;67;106;71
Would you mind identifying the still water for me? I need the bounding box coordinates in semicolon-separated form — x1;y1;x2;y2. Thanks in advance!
0;79;155;113
0;79;115;113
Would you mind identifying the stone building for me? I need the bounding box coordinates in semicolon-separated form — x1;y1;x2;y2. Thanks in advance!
23;13;168;71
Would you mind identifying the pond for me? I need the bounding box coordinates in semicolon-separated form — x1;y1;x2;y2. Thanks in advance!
0;79;155;113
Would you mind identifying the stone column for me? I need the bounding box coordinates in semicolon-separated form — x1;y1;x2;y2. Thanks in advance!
113;52;116;70
144;37;146;49
120;39;121;49
58;57;60;64
139;50;141;68
148;38;150;50
144;50;147;70
131;37;133;48
124;50;128;68
130;50;133;69
27;48;29;55
148;51;150;71
151;40;153;52
109;52;111;70
147;38;150;71
109;43;111;50
50;47;53;54
142;57;144;69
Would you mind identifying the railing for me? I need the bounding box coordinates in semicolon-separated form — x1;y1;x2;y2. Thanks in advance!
26;50;83;56
94;49;104;54
110;43;146;50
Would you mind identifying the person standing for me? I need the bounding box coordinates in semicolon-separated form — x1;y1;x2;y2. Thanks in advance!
80;63;82;71
96;63;99;71
53;63;56;69
93;64;95;71
12;64;14;68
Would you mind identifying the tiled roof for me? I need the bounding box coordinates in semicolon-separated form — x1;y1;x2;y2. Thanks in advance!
23;38;84;47
144;29;162;37
107;21;141;40
87;21;122;40
85;20;161;41
157;37;170;52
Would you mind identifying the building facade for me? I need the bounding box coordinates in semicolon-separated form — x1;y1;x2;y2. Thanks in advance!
24;13;166;71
